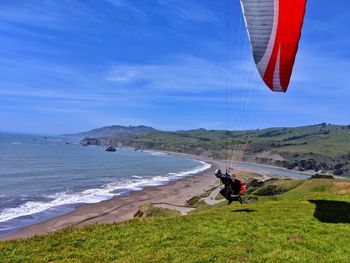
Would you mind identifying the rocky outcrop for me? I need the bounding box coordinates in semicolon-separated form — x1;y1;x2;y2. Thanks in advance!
133;204;180;218
81;138;101;146
105;146;116;152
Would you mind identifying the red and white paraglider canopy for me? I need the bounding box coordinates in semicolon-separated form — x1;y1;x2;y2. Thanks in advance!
240;0;307;92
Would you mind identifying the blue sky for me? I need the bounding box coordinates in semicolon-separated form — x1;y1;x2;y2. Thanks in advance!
0;0;349;134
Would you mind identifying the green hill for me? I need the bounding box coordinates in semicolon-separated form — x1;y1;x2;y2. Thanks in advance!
1;179;350;262
65;125;156;140
71;124;350;176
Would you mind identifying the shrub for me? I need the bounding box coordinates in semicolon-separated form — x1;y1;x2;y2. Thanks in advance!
334;163;345;170
310;174;334;179
333;170;344;176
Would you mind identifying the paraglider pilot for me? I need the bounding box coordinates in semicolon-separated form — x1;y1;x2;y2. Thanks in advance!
215;169;243;204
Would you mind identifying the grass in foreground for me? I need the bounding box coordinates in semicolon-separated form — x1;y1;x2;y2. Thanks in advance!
1;180;350;263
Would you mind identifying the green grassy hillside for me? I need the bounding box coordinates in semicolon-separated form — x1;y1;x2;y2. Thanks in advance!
73;124;350;175
2;179;350;262
82;124;350;176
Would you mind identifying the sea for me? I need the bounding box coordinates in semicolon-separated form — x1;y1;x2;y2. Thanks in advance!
0;133;210;237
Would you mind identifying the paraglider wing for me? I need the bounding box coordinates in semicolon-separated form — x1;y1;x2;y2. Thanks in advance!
240;0;307;92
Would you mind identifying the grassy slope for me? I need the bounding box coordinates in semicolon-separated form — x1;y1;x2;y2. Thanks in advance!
1;180;350;263
75;124;350;175
127;124;350;175
76;124;350;160
131;125;350;155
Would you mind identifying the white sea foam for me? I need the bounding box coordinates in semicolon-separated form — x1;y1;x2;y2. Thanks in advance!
11;142;21;145
168;161;211;177
0;161;211;223
144;151;167;156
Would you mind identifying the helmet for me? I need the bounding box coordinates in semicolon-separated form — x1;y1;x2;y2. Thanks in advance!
214;169;222;177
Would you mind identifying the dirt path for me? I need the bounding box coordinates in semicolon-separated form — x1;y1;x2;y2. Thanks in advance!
153;203;195;215
203;186;225;205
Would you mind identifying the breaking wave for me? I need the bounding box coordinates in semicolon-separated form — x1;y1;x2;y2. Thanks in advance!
0;160;211;223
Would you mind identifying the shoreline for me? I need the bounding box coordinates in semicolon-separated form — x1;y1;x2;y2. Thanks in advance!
1;150;322;241
1;153;221;241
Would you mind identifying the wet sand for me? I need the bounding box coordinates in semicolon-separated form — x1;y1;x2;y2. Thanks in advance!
2;154;225;241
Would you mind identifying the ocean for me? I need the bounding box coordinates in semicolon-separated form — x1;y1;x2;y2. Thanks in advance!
0;133;210;237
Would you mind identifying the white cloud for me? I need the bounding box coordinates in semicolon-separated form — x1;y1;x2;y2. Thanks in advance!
0;87;111;102
157;0;217;23
291;47;350;97
106;55;259;93
104;0;217;25
0;0;103;29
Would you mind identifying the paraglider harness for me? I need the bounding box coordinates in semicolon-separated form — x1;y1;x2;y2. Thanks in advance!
215;169;246;204
224;168;246;195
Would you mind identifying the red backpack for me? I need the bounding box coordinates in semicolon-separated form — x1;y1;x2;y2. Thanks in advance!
239;179;246;194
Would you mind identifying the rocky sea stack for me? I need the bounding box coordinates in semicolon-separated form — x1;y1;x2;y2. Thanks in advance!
105;146;116;152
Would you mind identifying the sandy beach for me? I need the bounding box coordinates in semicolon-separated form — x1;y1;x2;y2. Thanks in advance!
2;154;226;241
1;150;315;241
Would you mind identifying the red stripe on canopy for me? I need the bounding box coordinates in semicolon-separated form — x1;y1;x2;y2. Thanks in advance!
263;0;307;92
